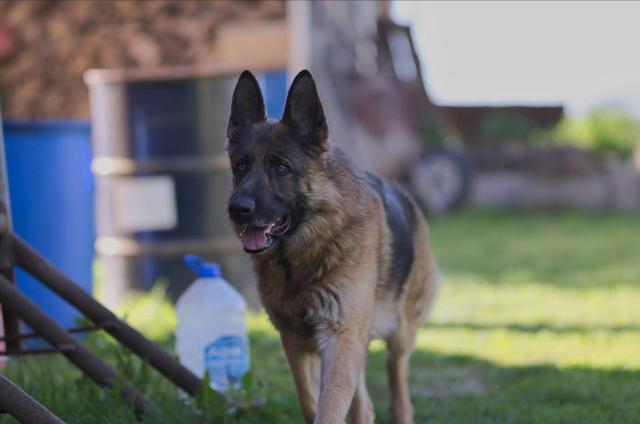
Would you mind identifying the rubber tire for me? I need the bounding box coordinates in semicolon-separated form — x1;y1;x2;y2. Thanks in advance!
408;150;473;215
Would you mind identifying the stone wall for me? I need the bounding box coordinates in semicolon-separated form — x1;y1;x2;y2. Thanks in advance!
0;0;285;119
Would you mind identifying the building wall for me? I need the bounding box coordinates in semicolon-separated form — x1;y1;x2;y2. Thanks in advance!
0;0;285;119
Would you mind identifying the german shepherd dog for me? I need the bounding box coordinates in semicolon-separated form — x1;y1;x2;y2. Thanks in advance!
226;70;440;424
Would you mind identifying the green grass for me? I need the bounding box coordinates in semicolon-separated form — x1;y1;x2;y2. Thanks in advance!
2;210;640;423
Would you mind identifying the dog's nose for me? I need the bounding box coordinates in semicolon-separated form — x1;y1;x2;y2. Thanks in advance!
228;195;255;216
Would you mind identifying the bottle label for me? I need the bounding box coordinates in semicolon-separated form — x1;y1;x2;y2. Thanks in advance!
204;335;249;390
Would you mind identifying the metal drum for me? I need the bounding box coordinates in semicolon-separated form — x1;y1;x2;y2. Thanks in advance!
84;66;276;309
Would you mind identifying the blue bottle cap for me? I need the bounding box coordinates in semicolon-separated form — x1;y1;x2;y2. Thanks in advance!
184;255;221;278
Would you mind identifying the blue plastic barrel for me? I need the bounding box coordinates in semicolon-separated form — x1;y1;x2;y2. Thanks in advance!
2;120;94;330
261;70;287;118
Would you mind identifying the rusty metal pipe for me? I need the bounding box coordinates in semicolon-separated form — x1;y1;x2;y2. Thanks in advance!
0;372;64;424
0;107;21;353
0;321;118;343
11;233;205;397
0;274;154;418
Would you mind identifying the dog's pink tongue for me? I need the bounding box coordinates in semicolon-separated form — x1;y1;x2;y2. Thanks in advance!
239;227;270;251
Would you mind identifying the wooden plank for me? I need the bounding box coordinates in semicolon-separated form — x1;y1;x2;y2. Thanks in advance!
84;21;288;85
211;21;288;71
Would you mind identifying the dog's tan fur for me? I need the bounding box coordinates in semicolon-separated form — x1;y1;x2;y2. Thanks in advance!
227;70;440;424
251;149;439;424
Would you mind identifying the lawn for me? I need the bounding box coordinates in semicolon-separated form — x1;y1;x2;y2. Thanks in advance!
2;210;640;423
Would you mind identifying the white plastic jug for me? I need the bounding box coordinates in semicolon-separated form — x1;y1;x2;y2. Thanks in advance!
176;255;250;391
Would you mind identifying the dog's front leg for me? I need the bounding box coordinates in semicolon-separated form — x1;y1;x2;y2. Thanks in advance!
315;326;369;424
281;332;321;424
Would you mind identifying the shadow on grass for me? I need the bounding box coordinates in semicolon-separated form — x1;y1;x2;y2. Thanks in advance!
251;328;640;424
366;347;640;424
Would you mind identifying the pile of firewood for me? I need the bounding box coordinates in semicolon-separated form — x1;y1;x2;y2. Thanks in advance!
0;0;284;119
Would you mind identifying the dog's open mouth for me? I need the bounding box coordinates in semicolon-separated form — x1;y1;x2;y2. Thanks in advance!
238;214;291;254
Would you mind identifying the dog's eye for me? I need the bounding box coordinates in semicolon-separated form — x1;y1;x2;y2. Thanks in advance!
275;164;289;174
236;162;248;173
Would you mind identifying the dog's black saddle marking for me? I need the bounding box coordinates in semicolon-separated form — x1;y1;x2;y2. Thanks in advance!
366;173;416;297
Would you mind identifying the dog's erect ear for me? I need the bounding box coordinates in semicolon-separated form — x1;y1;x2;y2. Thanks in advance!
281;70;328;143
227;70;266;137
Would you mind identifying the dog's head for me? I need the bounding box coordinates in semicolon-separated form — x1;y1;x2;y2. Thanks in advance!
226;70;328;255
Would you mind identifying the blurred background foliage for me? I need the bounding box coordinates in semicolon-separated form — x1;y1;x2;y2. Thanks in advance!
555;105;640;158
476;110;546;145
467;104;640;158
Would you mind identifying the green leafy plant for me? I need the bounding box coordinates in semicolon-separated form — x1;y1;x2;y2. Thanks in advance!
195;371;269;423
555;105;640;157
